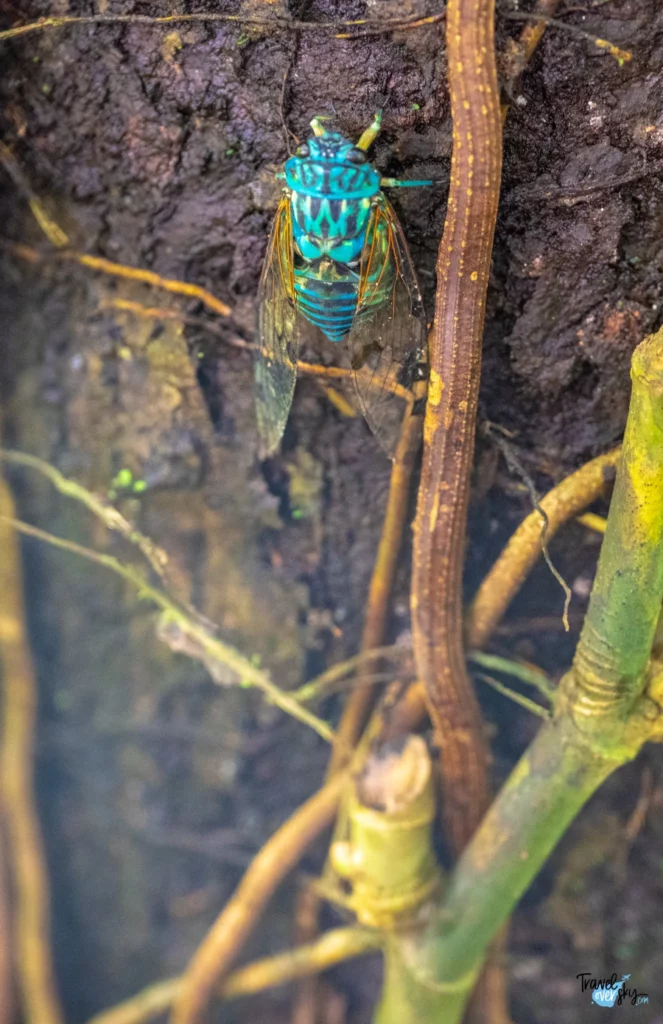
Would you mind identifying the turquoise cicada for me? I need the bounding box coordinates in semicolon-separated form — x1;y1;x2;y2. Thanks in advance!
255;111;430;455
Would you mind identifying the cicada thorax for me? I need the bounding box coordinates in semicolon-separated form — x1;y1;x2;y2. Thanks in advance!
290;192;373;262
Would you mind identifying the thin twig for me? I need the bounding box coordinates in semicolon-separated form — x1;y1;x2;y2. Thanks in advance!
0;140;69;248
500;0;561;129
280;37;300;155
383;456;621;744
85;926;378;1024
290;884;320;1024
328;379;426;775
225;926;379;998
291;645;406;703
0;449;169;582
8;140;248;341
6;245;415;405
2;234;232;318
469;651;554;701
171;776;346;1024
476;674;551;720
0;481;63;1024
0;515;335;745
489;428;572;632
0;10;445;43
501;10;631;63
0;800;13;1024
290;380;425;1024
297;360;415;405
336;12;445;39
624;766;654;844
576;511;607;534
469;447;620;648
73;251;232;317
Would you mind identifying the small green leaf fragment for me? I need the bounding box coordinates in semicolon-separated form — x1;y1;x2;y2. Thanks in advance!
113;468;134;489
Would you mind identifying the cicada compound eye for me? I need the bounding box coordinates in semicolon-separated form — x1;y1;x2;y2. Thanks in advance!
346;148;368;164
296;143;310;157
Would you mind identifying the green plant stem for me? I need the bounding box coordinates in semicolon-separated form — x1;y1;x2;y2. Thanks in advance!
570;327;663;722
377;325;663;1024
375;937;469;1024
476;673;550;719
398;715;621;997
291;645;404;703
469;651;554;700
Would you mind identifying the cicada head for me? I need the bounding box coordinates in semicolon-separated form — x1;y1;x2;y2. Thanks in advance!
283;123;380;199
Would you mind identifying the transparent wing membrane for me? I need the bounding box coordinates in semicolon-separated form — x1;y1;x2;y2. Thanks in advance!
348;199;428;455
255;198;305;456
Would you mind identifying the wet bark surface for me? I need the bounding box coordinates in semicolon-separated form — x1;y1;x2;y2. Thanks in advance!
1;1;663;1021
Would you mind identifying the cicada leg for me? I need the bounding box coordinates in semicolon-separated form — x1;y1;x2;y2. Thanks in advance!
380;177;434;188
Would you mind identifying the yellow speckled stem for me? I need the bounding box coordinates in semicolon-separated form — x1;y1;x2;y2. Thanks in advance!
411;0;502;855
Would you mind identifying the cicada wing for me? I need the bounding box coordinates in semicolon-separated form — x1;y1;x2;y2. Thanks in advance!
347;198;428;456
255;197;305;456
